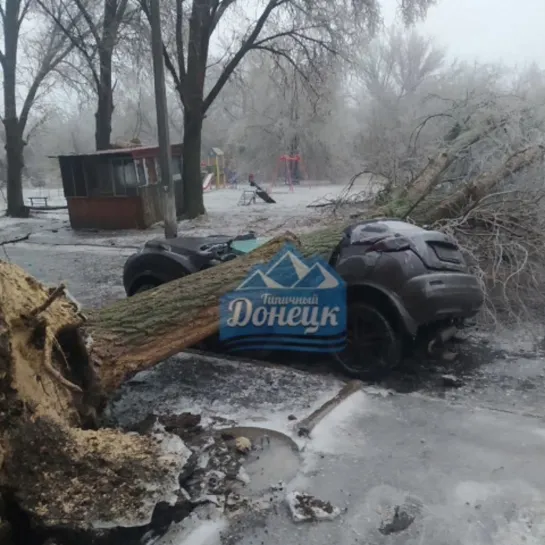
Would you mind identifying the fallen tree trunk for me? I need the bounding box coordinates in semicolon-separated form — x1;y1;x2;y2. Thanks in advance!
376;120;506;219
426;144;545;222
5;139;541;420
88;225;354;396
90;232;300;394
88;139;545;399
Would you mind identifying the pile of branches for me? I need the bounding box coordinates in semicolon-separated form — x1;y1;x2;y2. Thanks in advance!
408;140;545;325
306;172;389;214
319;113;545;324
431;188;545;324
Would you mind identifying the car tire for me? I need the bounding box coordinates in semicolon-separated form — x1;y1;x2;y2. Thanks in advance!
332;302;402;380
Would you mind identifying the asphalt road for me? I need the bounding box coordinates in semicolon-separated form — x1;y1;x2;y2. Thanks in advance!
3;241;130;308
224;388;545;545
6;241;545;545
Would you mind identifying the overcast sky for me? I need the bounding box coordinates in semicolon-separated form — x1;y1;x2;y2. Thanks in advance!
383;0;545;68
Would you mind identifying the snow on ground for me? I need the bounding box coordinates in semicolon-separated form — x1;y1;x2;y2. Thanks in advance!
182;183;336;237
0;186;67;210
178;176;383;237
156;512;227;545
0;177;383;247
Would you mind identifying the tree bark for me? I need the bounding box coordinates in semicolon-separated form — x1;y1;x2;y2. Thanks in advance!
4;119;26;217
88;232;300;393
95;52;114;151
180;108;206;218
84;222;349;397
2;0;27;218
177;0;211;219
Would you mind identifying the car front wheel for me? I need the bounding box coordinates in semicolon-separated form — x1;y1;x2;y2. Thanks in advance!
332;302;402;380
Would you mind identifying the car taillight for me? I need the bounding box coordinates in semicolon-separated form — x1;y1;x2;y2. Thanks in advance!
428;242;463;264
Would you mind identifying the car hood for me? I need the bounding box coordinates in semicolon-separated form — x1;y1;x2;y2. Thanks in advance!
144;235;272;256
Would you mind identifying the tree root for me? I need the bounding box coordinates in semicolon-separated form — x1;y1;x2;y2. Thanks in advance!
27;284;66;318
43;324;82;394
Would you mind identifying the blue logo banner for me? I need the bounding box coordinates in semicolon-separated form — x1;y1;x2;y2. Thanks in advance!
220;244;347;352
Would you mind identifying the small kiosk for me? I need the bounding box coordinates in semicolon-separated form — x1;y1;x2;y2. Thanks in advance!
54;144;183;230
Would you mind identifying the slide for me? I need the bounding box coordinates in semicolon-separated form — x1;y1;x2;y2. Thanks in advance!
251;181;276;204
202;172;214;191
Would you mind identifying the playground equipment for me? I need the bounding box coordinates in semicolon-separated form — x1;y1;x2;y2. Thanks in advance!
226;168;239;189
202;172;214;192
271;154;309;192
238;190;257;206
238;174;277;206
204;148;226;189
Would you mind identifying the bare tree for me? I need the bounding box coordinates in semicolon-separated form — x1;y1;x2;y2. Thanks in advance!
220;49;345;180
358;25;445;103
0;0;74;217
348;25;448;183
36;0;134;150
138;0;436;219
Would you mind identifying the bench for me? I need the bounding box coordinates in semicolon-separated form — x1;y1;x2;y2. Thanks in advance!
29;196;48;207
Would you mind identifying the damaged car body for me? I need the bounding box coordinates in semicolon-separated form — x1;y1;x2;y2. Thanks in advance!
123;220;484;377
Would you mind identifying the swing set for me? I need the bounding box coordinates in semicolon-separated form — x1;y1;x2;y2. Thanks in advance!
271;154;310;192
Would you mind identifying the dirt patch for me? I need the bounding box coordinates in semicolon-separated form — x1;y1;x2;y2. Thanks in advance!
379;506;415;535
3;417;189;530
286;491;341;522
296;494;333;514
132;412;203;442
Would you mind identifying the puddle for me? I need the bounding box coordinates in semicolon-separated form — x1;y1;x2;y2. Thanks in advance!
217;426;300;496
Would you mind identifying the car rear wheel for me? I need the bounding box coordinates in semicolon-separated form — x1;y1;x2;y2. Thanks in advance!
332;302;402;379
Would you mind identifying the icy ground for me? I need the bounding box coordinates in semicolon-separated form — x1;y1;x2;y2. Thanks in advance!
0;177;383;249
110;339;545;545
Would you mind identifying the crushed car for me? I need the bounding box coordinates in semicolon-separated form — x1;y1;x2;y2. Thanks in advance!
122;220;484;377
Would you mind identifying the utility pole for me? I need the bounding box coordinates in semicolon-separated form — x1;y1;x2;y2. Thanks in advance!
149;0;177;238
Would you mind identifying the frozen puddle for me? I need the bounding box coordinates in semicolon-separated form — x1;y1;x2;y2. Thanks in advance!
219;426;301;497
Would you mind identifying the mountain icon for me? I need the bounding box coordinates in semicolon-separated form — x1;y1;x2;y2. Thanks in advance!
235;246;343;291
238;269;283;289
266;251;309;287
293;263;340;289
